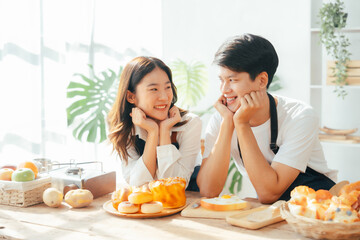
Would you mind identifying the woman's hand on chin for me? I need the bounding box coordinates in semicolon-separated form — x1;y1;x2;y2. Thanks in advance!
130;107;158;133
159;105;181;131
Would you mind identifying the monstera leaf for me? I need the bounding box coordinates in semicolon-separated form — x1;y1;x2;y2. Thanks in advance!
228;158;242;194
268;75;282;92
171;59;208;109
67;64;122;143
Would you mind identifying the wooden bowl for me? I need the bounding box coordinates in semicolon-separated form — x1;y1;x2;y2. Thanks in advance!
280;202;360;240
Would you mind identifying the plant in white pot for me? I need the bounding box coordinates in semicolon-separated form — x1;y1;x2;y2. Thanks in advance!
318;0;351;98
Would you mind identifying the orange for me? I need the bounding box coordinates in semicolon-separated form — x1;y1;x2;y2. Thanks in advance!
0;168;14;181
17;161;39;178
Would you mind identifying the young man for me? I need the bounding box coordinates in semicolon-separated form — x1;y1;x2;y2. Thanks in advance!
197;34;337;203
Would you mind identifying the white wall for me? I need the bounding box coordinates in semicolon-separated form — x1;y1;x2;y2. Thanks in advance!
161;0;311;196
162;0;311;113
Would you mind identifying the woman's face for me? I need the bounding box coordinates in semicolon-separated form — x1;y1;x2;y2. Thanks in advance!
130;67;173;121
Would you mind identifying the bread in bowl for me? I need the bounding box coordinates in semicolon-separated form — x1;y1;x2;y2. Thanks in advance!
288;184;360;223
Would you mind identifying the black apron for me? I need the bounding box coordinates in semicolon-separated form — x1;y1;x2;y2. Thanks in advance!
134;133;199;192
237;93;335;201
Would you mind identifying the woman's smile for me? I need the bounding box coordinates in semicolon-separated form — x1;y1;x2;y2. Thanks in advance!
154;104;168;110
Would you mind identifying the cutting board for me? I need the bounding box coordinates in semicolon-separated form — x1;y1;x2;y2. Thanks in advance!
180;199;257;219
226;205;284;229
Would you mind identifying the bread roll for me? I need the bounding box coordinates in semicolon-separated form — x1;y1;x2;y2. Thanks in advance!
128;191;153;204
118;201;140;214
111;186;132;209
289;186;316;206
141;201;163;214
334;191;360;208
324;202;359;223
315;189;333;203
132;184;151;193
339;180;360;195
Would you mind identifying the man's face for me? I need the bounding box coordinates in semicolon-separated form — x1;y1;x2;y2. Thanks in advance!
218;67;262;113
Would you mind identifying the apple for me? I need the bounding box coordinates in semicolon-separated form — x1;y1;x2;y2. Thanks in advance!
11;168;35;182
0;168;14;181
0;164;17;171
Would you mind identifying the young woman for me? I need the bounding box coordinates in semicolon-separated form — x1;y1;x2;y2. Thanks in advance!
108;56;201;190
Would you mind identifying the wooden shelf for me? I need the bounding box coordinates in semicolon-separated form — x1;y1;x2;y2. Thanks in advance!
325;85;360;89
311;27;360;33
310;85;360;89
320;141;360;148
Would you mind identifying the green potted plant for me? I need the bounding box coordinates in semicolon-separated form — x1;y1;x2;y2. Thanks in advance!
318;0;351;98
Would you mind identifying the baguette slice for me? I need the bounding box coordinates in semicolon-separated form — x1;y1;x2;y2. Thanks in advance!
200;195;249;211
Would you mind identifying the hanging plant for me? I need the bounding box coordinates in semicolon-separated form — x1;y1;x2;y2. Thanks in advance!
67;64;122;143
318;0;351;98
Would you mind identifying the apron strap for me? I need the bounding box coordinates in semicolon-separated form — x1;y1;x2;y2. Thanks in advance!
268;93;279;154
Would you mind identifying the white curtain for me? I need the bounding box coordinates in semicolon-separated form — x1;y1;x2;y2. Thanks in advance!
0;0;162;177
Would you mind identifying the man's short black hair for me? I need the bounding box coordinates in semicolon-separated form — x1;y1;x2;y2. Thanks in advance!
213;34;279;88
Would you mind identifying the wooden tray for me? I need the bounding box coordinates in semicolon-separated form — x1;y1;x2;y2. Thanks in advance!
226;205;284;230
103;200;186;219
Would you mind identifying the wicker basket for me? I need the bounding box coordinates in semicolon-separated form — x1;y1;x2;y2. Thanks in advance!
280;202;360;240
0;176;51;207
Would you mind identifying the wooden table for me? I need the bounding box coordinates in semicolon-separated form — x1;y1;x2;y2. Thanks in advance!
0;191;311;240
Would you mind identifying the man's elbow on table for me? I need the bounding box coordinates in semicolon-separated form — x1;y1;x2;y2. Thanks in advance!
197;179;222;198
257;190;282;204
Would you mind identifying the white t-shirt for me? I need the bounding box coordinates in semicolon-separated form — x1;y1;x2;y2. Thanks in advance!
203;95;337;182
121;112;202;187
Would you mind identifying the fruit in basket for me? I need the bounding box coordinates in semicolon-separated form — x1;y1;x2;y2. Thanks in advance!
0;168;14;181
0;164;16;171
43;187;63;207
11;168;35;182
17;161;39;178
65;189;93;208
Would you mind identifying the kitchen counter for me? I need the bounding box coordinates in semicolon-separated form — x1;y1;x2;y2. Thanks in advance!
0;191;311;240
